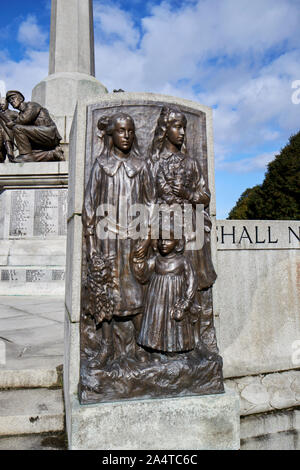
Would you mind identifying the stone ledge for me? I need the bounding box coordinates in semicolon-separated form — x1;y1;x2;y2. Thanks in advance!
0;368;61;390
0;162;68;188
240;408;300;450
67;389;240;450
0;432;67;450
241;408;300;440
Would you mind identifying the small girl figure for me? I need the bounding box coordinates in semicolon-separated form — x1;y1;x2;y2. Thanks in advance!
131;234;197;353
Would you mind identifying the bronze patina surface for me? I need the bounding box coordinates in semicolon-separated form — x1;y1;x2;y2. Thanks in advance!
0;90;64;163
80;102;223;404
0;97;18;162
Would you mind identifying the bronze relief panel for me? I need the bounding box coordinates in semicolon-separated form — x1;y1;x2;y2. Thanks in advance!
79;100;223;404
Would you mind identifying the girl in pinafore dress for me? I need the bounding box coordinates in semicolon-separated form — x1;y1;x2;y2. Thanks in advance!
131;236;197;353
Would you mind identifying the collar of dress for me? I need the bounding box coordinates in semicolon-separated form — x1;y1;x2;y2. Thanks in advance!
97;152;144;178
160;149;185;161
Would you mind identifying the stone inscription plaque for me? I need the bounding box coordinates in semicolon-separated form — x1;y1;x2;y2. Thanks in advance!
1;268;65;282
217;221;300;250
0;188;68;239
9;190;34;237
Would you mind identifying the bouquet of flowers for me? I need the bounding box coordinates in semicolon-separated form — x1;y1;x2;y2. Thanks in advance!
158;153;190;204
86;254;115;326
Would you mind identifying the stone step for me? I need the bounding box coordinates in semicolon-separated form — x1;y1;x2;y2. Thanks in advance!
0;295;64;389
0;366;62;389
0;388;64;437
0;432;67;450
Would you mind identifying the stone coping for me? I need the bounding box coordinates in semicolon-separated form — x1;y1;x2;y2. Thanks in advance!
216;219;300;250
0;162;68;188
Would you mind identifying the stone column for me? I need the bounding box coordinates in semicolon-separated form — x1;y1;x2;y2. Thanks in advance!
32;0;107;155
49;0;95;76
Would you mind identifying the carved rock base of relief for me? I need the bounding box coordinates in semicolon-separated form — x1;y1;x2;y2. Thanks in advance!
79;289;224;405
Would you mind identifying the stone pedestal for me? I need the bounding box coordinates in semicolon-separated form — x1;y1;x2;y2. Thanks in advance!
67;389;240;450
64;92;240;450
0;162;68;295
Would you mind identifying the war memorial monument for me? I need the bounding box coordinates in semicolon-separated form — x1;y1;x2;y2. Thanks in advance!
0;0;299;451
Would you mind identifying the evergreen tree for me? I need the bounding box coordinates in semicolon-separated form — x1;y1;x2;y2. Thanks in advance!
228;131;300;220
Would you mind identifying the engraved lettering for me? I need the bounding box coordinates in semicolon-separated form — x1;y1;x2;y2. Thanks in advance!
268;226;278;244
255;226;266;244
288;226;300;243
238;226;253;244
220;225;236;244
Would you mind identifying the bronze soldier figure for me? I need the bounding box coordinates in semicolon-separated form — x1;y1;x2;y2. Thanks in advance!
0;97;18;162
4;90;64;162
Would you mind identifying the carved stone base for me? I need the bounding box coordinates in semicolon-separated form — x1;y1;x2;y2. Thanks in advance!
67;389;240;450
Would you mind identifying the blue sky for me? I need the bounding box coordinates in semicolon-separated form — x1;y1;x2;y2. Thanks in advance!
1;0;299;218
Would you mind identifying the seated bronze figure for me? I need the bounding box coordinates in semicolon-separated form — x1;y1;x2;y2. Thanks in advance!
0;90;64;163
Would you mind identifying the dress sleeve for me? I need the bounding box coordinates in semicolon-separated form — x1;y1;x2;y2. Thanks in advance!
183;257;197;304
141;161;156;206
131;255;156;284
82;159;102;236
140;162;157;235
15;103;41;125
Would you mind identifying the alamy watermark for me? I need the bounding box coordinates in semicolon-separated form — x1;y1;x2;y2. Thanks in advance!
96;199;205;250
291;80;300;105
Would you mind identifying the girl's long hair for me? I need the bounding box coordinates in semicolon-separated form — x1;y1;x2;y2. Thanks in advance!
150;105;188;164
97;112;141;159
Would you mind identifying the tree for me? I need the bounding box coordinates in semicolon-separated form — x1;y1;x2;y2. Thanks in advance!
228;131;300;220
228;185;262;219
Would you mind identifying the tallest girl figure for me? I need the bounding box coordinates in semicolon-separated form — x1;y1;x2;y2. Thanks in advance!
82;112;155;366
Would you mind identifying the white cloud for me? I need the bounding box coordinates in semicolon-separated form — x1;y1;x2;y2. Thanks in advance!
94;3;140;48
0;49;48;101
17;15;47;49
217;152;275;173
0;15;48;100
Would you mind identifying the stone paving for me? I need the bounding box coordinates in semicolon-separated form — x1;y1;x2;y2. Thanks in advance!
0;296;65;449
0;296;64;388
